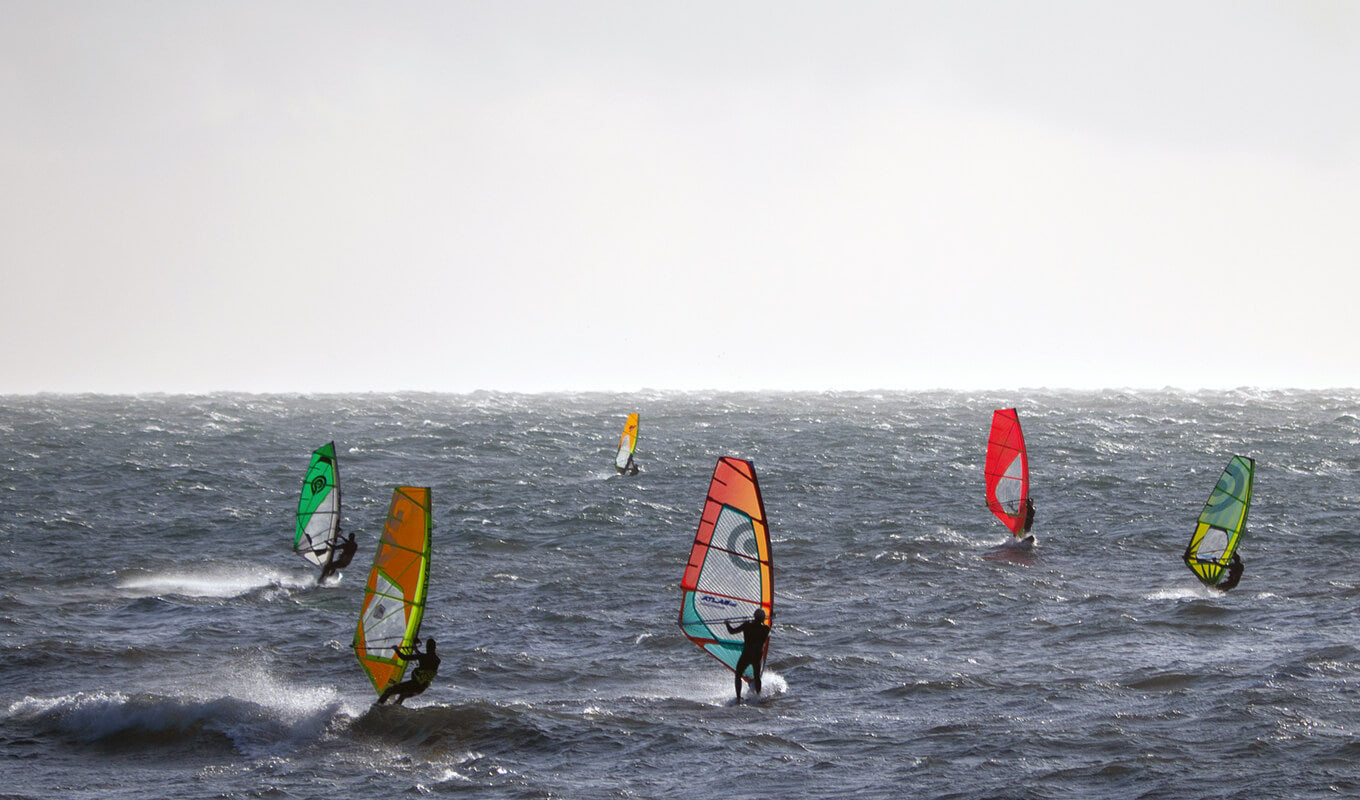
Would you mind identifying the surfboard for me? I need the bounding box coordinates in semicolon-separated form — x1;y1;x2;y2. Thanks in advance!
985;409;1030;539
615;413;639;474
678;457;773;682
353;486;432;696
1183;456;1254;587
294;442;341;573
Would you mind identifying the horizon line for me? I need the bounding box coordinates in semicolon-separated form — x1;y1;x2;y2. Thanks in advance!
3;384;1357;399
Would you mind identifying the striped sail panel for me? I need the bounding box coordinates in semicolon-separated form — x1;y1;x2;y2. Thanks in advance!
678;457;773;680
985;409;1029;536
294;442;340;566
353;487;432;695
1184;456;1254;585
615;413;639;471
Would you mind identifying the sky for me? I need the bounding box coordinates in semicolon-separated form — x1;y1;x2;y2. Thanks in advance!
2;1;1357;393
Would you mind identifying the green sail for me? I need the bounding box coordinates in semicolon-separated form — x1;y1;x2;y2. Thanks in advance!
1183;455;1254;586
295;442;341;567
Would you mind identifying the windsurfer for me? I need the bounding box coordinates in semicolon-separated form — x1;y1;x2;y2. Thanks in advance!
1216;552;1244;592
725;609;771;703
1023;497;1035;533
376;638;440;706
317;532;358;583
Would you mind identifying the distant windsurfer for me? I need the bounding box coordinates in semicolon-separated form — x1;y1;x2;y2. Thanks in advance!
376;638;440;706
1009;497;1036;547
725;609;771;703
1216;552;1244;592
317;532;358;583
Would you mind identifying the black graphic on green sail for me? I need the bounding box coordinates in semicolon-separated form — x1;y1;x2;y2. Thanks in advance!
295;442;341;567
1183;455;1254;586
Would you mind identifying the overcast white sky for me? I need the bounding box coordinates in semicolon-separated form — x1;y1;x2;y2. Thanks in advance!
2;1;1356;393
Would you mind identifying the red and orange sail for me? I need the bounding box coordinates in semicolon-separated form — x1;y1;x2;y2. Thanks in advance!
678;457;773;680
985;409;1030;536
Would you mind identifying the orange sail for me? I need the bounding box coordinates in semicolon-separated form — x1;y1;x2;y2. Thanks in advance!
678;457;773;679
353;487;432;695
615;413;639;473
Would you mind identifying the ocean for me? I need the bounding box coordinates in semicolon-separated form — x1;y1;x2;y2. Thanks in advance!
2;390;1358;799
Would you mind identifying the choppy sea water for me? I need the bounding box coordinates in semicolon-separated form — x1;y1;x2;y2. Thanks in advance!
2;390;1359;799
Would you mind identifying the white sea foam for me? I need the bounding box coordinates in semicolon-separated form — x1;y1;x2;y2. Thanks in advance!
119;568;314;599
1146;586;1208;601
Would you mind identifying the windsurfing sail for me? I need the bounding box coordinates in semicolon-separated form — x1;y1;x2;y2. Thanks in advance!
615;413;639;473
353;486;432;695
678;457;773;681
1183;456;1254;586
295;442;341;567
984;409;1030;537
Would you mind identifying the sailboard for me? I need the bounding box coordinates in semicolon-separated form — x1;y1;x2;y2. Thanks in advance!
295;442;341;569
984;409;1030;537
353;486;432;695
678;457;773;681
615;413;640;474
1183;456;1254;586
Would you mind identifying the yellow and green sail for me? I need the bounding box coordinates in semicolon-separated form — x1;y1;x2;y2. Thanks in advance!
615;413;639;473
1183;456;1254;586
294;442;340;568
353;487;432;695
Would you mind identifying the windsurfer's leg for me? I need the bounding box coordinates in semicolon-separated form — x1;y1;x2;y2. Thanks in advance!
734;655;754;701
378;679;412;705
751;661;762;695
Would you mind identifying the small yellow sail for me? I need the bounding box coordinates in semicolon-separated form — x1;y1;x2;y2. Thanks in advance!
615;413;639;473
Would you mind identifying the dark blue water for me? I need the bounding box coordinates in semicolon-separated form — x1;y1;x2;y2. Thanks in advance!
3;390;1359;799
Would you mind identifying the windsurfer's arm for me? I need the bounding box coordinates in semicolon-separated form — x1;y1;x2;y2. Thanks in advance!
725;620;745;634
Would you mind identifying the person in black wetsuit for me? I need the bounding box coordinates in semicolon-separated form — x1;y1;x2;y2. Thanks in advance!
317;532;358;584
1216;552;1244;592
724;609;771;703
1023;497;1035;533
376;638;440;706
